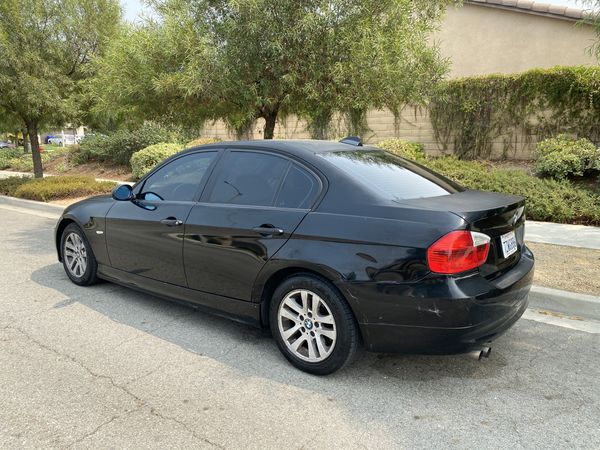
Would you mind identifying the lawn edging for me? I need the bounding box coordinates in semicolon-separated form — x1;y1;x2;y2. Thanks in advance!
528;285;600;322
0;194;65;215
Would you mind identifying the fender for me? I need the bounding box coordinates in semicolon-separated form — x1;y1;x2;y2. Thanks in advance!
55;195;115;265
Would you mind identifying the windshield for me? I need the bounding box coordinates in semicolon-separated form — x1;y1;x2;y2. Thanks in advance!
319;150;461;201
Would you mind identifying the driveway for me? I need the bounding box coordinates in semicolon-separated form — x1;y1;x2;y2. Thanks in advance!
1;205;599;449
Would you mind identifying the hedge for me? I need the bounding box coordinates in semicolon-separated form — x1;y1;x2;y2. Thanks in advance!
377;139;600;225
130;142;182;180
73;123;185;166
0;176;115;202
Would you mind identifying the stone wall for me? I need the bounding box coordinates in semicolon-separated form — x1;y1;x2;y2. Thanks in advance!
199;107;539;160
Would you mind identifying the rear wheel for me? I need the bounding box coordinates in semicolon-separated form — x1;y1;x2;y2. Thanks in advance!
61;223;98;286
269;275;358;375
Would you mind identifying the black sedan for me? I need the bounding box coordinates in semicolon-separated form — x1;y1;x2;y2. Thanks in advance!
55;138;534;374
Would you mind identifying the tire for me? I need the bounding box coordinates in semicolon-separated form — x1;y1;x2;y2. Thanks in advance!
269;274;358;375
60;223;98;286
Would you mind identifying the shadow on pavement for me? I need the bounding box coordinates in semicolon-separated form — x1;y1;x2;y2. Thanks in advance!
31;263;507;387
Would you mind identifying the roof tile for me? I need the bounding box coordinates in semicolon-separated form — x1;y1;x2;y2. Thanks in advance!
467;0;587;21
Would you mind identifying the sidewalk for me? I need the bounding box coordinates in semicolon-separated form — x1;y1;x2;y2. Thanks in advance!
0;169;49;179
525;221;600;250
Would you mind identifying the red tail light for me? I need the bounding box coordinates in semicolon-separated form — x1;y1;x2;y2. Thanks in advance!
427;231;490;274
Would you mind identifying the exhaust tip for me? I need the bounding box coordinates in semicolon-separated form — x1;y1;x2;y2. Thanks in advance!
468;346;492;361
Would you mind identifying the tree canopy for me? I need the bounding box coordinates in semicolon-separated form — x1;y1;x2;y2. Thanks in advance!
0;0;120;176
90;0;455;139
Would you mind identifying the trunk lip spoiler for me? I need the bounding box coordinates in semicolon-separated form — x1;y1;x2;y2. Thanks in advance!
392;190;526;224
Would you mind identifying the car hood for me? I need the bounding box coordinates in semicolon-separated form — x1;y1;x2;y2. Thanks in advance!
62;194;113;216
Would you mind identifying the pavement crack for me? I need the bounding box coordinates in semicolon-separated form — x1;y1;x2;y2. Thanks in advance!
65;415;120;449
11;325;224;449
148;407;225;449
11;325;147;405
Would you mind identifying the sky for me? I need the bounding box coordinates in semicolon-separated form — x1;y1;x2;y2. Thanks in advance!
122;0;147;22
120;0;587;22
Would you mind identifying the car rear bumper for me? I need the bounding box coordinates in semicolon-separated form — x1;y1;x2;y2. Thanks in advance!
336;246;534;354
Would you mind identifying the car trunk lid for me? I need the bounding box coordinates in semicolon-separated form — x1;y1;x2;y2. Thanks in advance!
396;190;526;277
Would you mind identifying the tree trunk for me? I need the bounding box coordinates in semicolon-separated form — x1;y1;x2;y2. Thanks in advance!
263;110;278;139
27;121;44;178
22;126;29;153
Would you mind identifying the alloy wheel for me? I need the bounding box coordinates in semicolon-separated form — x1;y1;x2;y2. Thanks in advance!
64;232;87;278
277;289;337;362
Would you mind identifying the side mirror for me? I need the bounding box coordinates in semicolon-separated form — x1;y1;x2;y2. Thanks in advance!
112;184;134;201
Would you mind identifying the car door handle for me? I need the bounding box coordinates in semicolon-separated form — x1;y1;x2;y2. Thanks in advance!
160;217;183;227
252;225;284;236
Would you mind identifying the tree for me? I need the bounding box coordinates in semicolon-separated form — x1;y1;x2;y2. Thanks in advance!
578;2;600;59
0;0;120;177
0;106;23;146
92;0;455;139
85;20;215;133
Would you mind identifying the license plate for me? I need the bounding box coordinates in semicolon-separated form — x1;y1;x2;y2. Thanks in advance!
500;230;517;258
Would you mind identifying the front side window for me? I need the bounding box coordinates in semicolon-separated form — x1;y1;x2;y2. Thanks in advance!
208;151;289;206
140;152;217;201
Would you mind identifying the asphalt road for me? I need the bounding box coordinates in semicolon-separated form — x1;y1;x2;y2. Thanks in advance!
1;206;599;449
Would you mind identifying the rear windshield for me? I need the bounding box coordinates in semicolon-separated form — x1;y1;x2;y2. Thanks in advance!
319;150;460;201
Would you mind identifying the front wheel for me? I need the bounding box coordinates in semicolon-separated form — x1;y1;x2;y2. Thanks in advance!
269;275;358;375
61;223;98;286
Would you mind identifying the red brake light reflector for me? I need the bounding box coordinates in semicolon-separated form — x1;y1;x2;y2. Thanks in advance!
427;231;491;274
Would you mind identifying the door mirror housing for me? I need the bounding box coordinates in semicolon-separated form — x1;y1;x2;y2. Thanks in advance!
112;184;134;201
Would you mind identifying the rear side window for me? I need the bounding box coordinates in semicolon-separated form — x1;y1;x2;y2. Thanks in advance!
208;151;288;206
319;150;458;201
275;164;319;209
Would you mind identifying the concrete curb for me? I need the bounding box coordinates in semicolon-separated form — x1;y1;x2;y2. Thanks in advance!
528;285;600;321
0;195;65;214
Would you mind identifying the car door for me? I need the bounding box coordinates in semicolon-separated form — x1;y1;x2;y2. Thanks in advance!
184;149;322;300
105;150;219;286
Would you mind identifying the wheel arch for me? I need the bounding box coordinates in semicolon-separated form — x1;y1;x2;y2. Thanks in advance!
255;264;361;341
55;217;77;261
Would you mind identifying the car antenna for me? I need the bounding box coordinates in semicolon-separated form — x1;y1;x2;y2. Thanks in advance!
339;136;362;146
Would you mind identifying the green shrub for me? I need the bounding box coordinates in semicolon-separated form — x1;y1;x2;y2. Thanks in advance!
535;134;600;179
376;139;426;161
12;176;116;202
0;148;22;169
75;123;185;166
184;137;221;149
1;152;52;172
423;156;600;225
130;142;183;180
0;176;30;196
373;139;600;224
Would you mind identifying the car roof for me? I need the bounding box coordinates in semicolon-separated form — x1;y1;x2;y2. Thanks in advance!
185;139;381;158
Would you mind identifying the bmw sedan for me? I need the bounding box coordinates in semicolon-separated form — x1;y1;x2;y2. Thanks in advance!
55;138;534;374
